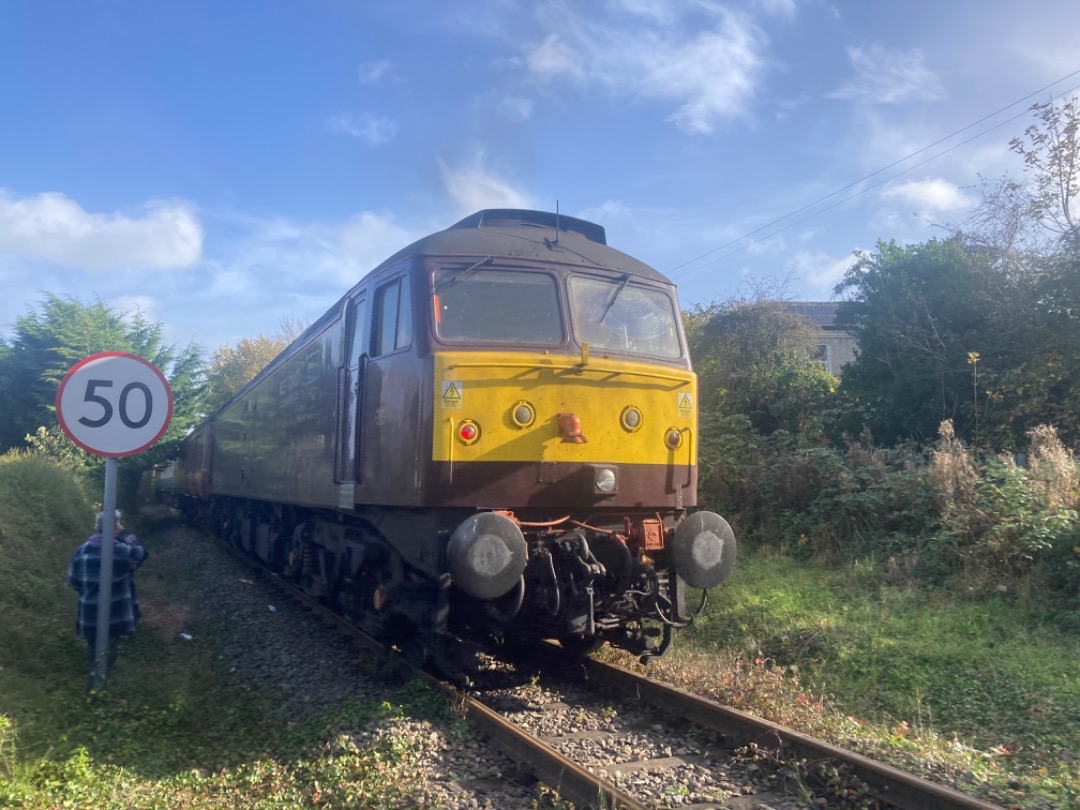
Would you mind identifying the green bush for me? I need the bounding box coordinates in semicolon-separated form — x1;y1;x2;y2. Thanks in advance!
701;420;1080;610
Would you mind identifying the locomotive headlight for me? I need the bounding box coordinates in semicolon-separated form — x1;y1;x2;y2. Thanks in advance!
620;405;642;432
664;427;683;451
510;400;536;428
591;465;618;495
458;420;481;445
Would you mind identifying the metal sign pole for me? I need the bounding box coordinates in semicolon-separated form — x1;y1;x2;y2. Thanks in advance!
57;353;173;691
90;457;119;690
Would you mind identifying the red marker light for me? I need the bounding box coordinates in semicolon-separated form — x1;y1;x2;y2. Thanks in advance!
458;420;481;444
664;428;683;450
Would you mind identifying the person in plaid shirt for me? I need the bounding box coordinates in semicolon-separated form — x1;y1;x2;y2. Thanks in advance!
67;510;149;690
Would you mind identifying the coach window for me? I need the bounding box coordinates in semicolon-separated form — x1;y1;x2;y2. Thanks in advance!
372;275;413;357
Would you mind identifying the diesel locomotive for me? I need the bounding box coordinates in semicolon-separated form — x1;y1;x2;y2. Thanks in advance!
173;208;735;672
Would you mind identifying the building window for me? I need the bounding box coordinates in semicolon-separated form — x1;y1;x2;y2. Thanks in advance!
811;343;830;368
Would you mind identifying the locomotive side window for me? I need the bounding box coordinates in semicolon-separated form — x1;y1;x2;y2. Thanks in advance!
347;296;368;367
372;276;412;357
568;275;682;359
433;268;562;344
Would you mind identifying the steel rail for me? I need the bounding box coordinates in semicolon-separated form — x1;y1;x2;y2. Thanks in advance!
581;658;1006;810
443;687;648;810
224;543;1004;810
256;568;648;809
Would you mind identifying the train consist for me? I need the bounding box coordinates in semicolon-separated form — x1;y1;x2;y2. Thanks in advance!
173;208;735;673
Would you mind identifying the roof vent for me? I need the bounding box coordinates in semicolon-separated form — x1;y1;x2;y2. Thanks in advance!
450;209;607;245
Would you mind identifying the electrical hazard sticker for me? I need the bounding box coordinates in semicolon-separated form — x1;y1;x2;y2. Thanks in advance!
441;380;463;409
678;392;693;418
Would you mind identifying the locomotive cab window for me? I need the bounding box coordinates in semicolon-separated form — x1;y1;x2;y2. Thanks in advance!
372;276;412;357
568;275;682;359
433;268;563;345
346;295;368;367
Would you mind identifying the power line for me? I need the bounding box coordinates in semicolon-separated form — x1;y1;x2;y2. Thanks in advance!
668;69;1080;281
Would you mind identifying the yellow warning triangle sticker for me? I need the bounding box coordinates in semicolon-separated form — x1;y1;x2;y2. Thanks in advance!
679;393;692;409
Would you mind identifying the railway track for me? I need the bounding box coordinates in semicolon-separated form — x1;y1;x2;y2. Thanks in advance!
220;536;1006;810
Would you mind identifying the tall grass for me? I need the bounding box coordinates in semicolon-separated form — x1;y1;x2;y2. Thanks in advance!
0;452;93;705
652;549;1080;808
0;454;487;809
703;420;1080;617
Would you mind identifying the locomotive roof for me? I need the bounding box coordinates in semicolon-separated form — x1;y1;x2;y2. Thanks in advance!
366;208;672;285
214;210;676;415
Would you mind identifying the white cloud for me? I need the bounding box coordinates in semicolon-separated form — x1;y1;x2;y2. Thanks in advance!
576;199;635;230
527;34;585;79
746;233;787;255
0;190;202;271
609;0;677;26
358;60;394;84
752;0;797;19
523;3;767;134
647;21;765;134
830;45;945;105
209;210;421;291
438;155;536;215
151;209;429;350
497;95;535;121
112;293;163;325
325;113;398;146
338;212;422;274
787;249;858;291
881;178;976;212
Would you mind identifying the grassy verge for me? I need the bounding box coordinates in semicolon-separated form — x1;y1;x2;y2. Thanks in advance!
646;547;1080;808
4;451;1078;807
0;454;474;809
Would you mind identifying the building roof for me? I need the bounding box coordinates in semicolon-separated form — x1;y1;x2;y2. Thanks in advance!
777;301;842;329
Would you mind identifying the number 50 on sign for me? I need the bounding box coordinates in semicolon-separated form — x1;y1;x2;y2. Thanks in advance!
56;352;173;458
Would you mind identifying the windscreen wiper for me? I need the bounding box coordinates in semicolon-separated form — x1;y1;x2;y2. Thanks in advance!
434;256;493;292
599;272;631;324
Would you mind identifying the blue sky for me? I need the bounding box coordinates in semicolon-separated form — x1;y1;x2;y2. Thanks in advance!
2;0;1079;354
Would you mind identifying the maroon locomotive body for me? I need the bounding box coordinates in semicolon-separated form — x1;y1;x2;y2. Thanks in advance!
174;209;736;671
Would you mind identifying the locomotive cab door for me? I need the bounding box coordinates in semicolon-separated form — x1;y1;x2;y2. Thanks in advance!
336;294;368;484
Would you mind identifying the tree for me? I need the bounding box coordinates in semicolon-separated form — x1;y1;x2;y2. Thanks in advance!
686;293;837;439
834;238;1040;447
202;318;306;413
1009;95;1080;234
0;294;206;465
1016;231;1080;445
926;97;1080;446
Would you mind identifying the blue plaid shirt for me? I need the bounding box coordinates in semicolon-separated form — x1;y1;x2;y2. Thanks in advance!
67;531;149;640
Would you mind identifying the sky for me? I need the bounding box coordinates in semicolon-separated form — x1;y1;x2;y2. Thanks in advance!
2;0;1079;355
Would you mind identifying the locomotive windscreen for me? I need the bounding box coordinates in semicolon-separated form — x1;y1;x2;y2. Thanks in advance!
569;275;682;358
434;268;564;344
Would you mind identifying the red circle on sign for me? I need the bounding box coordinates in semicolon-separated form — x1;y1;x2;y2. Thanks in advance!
56;352;174;457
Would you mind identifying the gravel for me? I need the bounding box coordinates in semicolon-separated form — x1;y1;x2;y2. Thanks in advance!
152;516;558;810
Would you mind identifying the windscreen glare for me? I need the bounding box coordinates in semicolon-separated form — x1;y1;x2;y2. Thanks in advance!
434;268;563;344
569;276;682;358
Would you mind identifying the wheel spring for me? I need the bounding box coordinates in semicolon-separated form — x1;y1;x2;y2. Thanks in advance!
301;543;319;576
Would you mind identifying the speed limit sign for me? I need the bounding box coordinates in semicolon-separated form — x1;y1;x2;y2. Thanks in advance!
56;352;173;457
